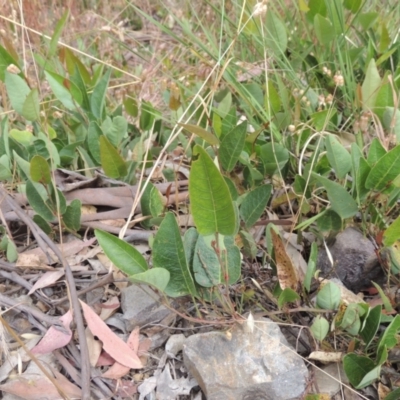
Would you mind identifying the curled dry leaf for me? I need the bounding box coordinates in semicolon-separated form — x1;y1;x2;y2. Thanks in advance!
271;229;299;291
31;310;73;355
79;300;143;369
28;269;65;295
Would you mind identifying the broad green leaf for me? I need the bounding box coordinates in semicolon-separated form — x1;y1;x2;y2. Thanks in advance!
239;230;257;259
264;80;281;114
99;135;127;178
374;81;393;120
0;45;19;81
325;135;351;179
354;157;371;203
95;229;148;275
153;212;197;297
26;180;54;221
140;182;164;227
6;237;18;262
87;121;102;164
344;0;362;13
304;242;318;293
314;14;335;45
33;214;52;234
384;388;400;400
0;154;11;180
193;234;240;287
278;288;300;308
265;10;287;55
316;209;342;232
343;353;380;389
383;216;400;247
310;316;329;341
260;143;289;175
216;91;232;118
129;269;170;292
90;69;111;120
102;116;127;148
5;71;30;115
49;10;69;57
316;281;341;310
45;70;81;110
9;129;34;146
64;47;91;84
13;150;31;179
383;107;400;144
49;187;67;215
183;227;199;270
239;184;272;228
314;174;358;219
365;144;400;191
30;155;51;184
362;59;381;110
22;88;40;121
63;199;81;231
306;0;327;22
139;100;160;131
179;123;219;146
338;303;362;335
377;314;400;354
219;121;247;172
357;12;378;30
367;138;386;165
360;305;382;349
189;145;236;235
37;131;61;167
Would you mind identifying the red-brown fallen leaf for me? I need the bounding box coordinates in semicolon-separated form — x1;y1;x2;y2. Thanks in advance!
96;351;116;366
32;311;73;355
0;370;81;399
101;327;140;379
79;300;143;369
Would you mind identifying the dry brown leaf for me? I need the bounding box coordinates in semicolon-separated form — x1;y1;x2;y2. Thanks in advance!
80;300;143;369
99;296;120;321
308;351;343;363
271;229;299;291
86;327;102;367
16;253;52;270
28;270;65;295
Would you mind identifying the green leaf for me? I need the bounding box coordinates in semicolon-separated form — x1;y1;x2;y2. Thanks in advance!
313;174;358;219
367;138;386;165
153;212;197;297
219;122;247;172
179;123;219;146
9;129;34;146
5;71;31;115
377;314;400;354
316;209;342;232
87;121;102;164
239;184;272;228
310;316;329;341
139;100;160;131
99;135;127;178
360;305;382;349
129;269;170;292
63;199;81;231
384;388;400;400
343;0;362;13
383;216;400;247
189;145;236;235
45;70;81;110
103;116;127;148
30;155;51;184
239;230;257;259
365;144;400;191
22;88;40;121
278;288;300;308
140;182;164;224
338;303;362;335
362;59;381;110
316;281;341;310
33;214;52;234
95;229;148;275
343;353;380;389
325;135;351;179
314;14;335;45
6;237;18;262
183;227;199;269
265;10;287;55
304;242;318;292
90;69;111;120
260;143;289;175
383;107;400;144
26;180;54;221
49;10;69;57
0;45;20;81
193;234;240;287
264;80;281;114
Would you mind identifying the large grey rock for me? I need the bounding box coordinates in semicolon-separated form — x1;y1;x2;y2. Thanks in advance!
318;227;383;293
121;284;172;330
183;318;308;400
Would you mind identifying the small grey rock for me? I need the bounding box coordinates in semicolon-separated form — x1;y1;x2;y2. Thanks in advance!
318;227;383;293
121;284;172;330
183;318;308;400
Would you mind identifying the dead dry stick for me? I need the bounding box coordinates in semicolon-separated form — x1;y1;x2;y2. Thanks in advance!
0;186;92;399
